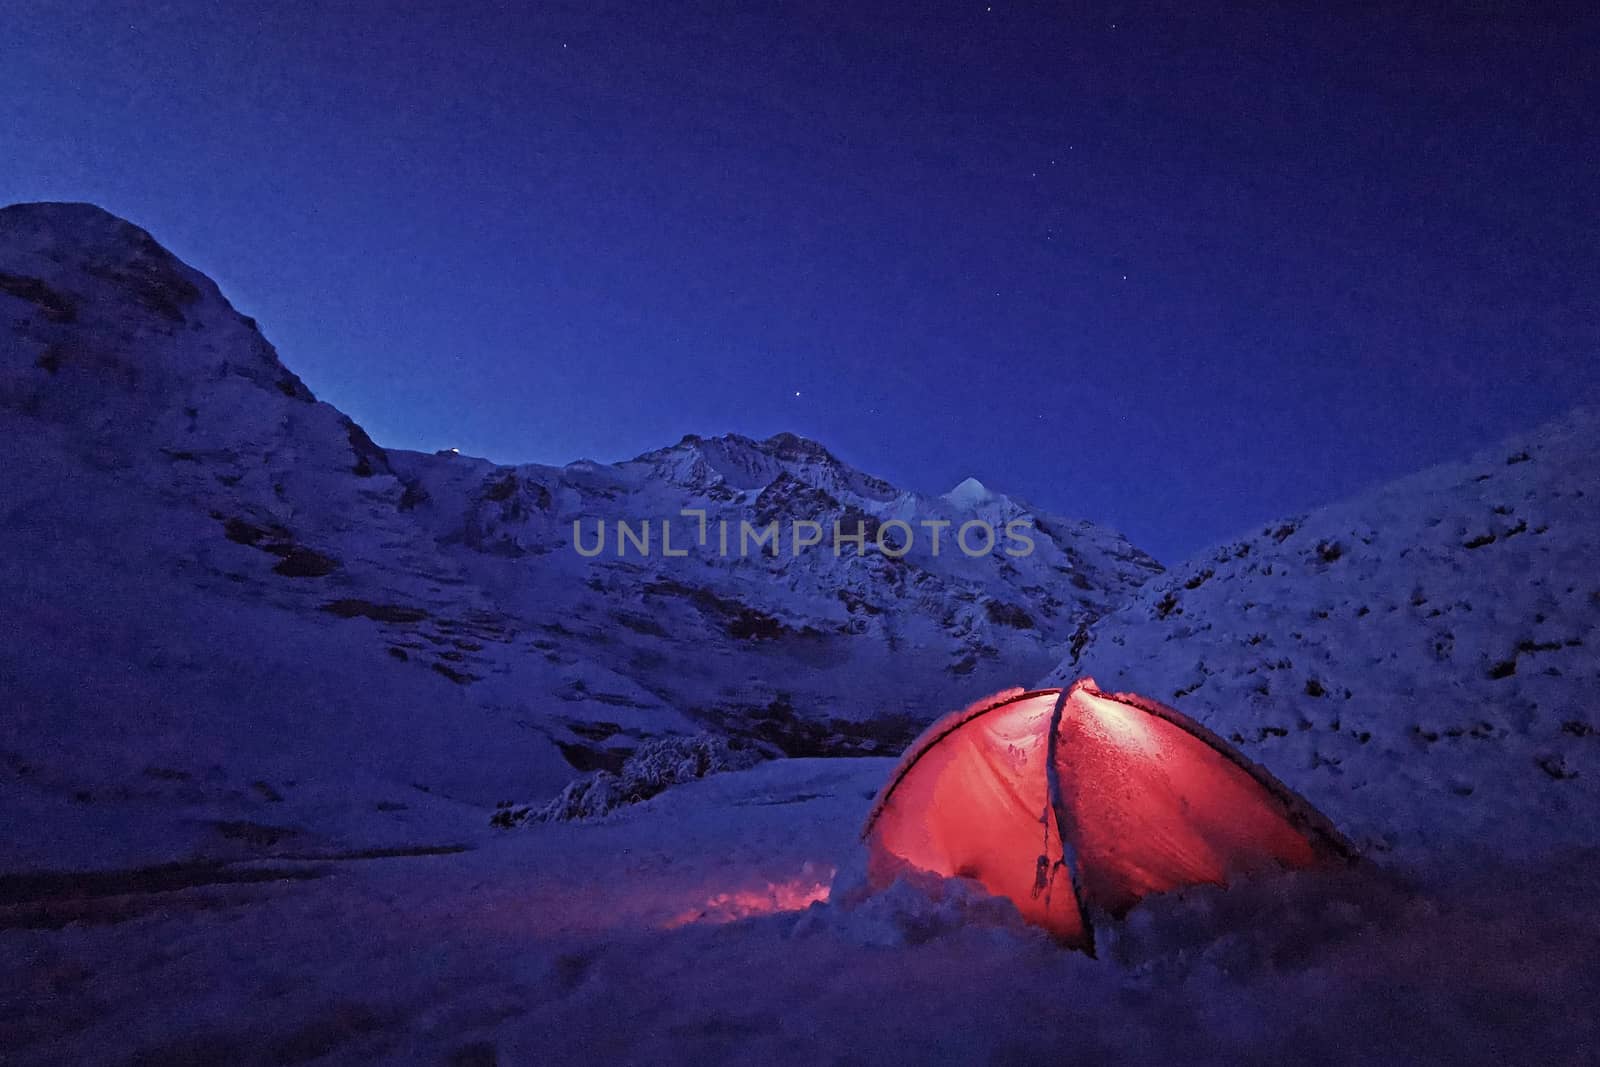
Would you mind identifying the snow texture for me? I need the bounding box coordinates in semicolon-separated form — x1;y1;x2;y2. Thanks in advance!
5;758;1599;1064
5;202;1600;1064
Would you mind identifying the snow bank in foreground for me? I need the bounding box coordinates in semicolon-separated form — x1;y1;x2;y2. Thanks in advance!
798;861;1044;948
7;755;1600;1064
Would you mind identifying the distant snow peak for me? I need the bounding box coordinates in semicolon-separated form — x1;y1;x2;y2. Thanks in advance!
945;476;993;509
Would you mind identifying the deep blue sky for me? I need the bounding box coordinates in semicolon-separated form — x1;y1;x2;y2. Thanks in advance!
5;2;1596;562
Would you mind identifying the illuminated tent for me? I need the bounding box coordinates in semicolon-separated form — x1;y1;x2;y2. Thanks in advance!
862;678;1354;952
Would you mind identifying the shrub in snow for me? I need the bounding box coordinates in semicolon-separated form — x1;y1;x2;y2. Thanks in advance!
502;734;763;826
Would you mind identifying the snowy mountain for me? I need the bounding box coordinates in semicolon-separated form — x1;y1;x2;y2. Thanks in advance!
0;202;1158;867
8;202;1600;1066
385;426;1160;750
1046;409;1600;858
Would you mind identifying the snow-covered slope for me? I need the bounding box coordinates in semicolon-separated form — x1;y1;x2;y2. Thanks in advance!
0;202;1158;867
1047;410;1600;857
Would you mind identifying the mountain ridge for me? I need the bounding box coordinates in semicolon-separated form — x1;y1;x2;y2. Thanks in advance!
0;200;1160;867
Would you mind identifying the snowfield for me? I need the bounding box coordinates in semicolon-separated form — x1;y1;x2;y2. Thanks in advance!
5;760;1600;1064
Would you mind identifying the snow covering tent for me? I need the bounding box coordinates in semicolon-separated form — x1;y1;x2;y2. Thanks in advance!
863;679;1355;952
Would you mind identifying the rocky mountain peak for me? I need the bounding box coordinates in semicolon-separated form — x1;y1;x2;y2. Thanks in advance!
761;430;834;461
2;202;207;328
630;429;893;502
0;201;315;408
2;201;172;262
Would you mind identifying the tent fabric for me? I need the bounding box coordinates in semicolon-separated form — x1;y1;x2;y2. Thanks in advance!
862;678;1354;951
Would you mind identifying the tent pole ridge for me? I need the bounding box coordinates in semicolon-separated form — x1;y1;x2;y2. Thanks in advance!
1045;686;1095;956
1031;805;1069;914
1032;803;1051;900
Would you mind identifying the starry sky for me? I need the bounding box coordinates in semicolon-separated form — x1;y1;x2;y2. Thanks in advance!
5;1;1596;562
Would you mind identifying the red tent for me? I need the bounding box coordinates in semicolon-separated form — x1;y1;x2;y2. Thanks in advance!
862;678;1354;952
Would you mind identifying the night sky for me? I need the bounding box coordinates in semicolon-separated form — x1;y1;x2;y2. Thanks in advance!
6;2;1596;562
